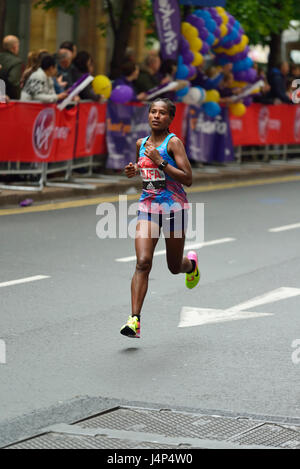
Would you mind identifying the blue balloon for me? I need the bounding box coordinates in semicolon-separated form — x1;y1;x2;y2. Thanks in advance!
206;32;215;46
233;57;253;72
205;18;217;33
203;102;221;118
176;86;190;99
195;10;211;22
176;64;189;80
232;20;241;30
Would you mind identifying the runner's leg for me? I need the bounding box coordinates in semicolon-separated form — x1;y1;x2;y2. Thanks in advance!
131;220;160;317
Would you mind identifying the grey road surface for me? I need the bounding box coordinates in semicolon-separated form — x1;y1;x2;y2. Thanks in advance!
1;180;300;445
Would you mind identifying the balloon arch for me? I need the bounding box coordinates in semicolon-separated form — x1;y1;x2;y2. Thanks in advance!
91;4;258;117
175;6;257;117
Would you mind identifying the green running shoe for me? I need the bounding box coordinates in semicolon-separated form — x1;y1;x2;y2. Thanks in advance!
120;315;140;338
186;251;200;289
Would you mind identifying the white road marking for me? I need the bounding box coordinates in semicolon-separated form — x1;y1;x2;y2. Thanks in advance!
179;287;300;328
116;237;236;263
0;275;50;288
269;222;300;233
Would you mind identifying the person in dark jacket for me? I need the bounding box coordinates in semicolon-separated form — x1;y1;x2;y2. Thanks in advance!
71;51;101;102
0;35;23;99
268;62;293;104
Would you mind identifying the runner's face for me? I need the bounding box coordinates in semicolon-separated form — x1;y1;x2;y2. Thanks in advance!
149;102;171;131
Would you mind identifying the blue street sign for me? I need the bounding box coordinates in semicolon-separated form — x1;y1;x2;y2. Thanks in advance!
179;1;226;6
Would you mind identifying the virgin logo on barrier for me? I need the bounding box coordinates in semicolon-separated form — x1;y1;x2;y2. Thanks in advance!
86;106;99;153
294;106;300;142
32;108;56;159
258;106;281;143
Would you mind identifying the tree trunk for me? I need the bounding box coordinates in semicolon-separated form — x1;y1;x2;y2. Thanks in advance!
0;0;6;48
109;0;137;79
268;32;282;72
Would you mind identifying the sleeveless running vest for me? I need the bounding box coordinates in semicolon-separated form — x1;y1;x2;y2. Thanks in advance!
138;133;189;214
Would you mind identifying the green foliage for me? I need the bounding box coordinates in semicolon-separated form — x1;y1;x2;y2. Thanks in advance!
226;0;300;45
35;0;90;15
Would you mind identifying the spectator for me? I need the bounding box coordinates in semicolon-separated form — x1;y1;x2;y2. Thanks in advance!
0;35;23;99
57;48;74;89
113;62;147;101
0;64;10;103
60;41;77;60
134;52;162;93
20;51;40;89
21;54;68;103
268;61;293;104
71;50;102;102
253;66;273;104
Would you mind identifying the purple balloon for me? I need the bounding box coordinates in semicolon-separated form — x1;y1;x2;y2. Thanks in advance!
182;49;194;65
246;68;258;83
198;27;209;40
243;96;253;107
214;27;221;39
211;12;222;26
227;14;236;26
110;85;134;103
188;65;197;79
180;36;190;53
201;42;210;55
223;40;235;49
234;70;248;81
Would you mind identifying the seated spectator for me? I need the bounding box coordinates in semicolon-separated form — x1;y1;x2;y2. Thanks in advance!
0;35;23;99
71;50;102;102
268;62;293;104
134;52;162;93
113;62;147;101
20;51;40;89
21;54;68;103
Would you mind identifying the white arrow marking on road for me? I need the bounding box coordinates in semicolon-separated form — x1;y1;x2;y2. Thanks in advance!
0;275;50;288
178;287;300;328
269;222;300;233
116;237;236;263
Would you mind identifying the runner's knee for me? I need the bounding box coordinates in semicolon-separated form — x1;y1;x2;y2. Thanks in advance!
136;256;152;273
167;263;181;275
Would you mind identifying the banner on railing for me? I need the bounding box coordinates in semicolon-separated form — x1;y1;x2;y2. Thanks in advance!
230;103;300;146
185;106;234;163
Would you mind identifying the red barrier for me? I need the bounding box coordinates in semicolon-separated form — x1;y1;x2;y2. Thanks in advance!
230;103;300;146
75;102;107;158
0;101;107;163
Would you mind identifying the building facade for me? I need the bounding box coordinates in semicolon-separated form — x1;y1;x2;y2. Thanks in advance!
3;0;147;75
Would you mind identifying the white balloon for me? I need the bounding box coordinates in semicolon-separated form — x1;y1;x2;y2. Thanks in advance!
182;87;206;105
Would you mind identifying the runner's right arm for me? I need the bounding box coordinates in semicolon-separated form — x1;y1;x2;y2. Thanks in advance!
124;139;142;178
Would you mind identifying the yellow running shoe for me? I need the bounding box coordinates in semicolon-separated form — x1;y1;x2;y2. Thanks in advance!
120;315;140;338
186;251;200;289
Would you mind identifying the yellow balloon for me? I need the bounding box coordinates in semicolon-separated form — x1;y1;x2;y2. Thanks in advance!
205;89;220;103
226;45;239;56
192;52;204;67
92;75;112;99
216;6;225;15
220;24;228;38
184;25;199;40
189;37;203;52
231;81;247;88
230;102;247;117
220;12;229;25
181;22;192;36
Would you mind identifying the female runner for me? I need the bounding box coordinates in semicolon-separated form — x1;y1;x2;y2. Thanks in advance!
120;98;200;338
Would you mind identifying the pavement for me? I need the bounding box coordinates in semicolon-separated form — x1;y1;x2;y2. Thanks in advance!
2;159;300;450
1;159;300;209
